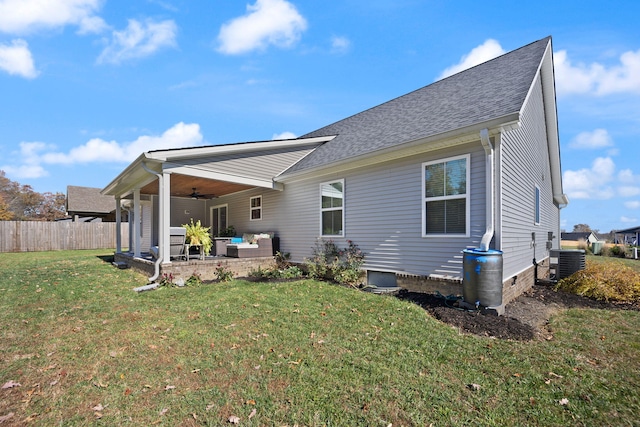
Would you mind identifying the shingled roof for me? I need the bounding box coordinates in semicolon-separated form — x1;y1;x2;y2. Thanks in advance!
285;37;552;174
66;185;116;215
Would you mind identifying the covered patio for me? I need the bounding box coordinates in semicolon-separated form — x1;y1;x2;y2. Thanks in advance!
102;136;332;282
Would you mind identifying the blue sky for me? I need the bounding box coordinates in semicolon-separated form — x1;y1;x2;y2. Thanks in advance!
0;0;638;233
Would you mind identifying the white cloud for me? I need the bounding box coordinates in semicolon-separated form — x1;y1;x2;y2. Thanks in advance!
272;131;296;140
618;169;640;197
1;123;203;179
0;0;107;35
563;157;616;200
620;216;638;224
217;0;307;55
1;164;49;179
564;157;640;201
1;141;53;177
0;39;38;78
330;36;351;54
619;186;640;197
618;169;639;184
624;201;640;210
437;39;506;80
554;48;640;96
97;18;177;64
47;122;202;164
569;129;613;149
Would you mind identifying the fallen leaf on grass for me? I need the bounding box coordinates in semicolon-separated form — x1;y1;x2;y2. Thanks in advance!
249;408;256;419
13;354;34;360
0;412;15;423
159;408;168;416
92;404;104;411
228;415;240;424
23;414;38;422
49;380;58;386
1;381;21;389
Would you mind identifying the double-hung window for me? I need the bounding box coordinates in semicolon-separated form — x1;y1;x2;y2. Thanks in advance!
423;155;469;236
250;195;262;221
320;180;344;236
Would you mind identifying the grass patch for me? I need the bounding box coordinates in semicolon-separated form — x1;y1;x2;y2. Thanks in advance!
1;250;639;425
587;253;640;274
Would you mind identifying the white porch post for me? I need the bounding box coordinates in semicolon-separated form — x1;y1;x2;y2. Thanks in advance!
115;196;122;253
160;171;171;262
133;188;141;257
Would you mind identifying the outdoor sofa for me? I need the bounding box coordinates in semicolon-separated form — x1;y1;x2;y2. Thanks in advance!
226;233;279;258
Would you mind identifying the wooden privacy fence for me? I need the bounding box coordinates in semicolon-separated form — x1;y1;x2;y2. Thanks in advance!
0;221;129;253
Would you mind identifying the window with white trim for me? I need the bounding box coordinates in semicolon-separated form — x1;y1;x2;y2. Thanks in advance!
250;195;262;221
320;180;344;236
534;186;540;225
422;155;469;236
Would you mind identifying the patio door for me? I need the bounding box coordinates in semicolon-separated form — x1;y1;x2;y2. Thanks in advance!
210;204;228;236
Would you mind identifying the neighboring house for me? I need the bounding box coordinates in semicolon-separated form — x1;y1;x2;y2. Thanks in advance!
66;185;126;222
613;226;640;246
561;232;599;244
103;37;567;305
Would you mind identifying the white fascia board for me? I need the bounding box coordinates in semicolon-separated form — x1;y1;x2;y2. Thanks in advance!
538;41;567;208
164;164;284;190
276;116;519;183
101;154;162;197
147;135;335;162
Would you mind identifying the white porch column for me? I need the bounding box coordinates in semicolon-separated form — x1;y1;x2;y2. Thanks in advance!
160;171;172;263
133;188;141;257
115;196;122;253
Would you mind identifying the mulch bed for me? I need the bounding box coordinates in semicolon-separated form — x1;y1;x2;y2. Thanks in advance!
396;284;639;341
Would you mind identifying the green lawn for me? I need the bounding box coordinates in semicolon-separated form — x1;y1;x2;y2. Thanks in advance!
587;253;640;273
1;250;639;426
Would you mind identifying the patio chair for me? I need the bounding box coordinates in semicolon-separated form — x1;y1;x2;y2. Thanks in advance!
169;227;187;260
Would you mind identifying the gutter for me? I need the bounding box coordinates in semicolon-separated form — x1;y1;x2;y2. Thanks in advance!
479;129;494;251
141;161;163;282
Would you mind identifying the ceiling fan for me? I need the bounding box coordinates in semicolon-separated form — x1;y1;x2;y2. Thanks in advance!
188;187;216;199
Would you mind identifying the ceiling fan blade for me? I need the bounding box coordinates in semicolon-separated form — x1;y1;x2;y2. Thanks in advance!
188;188;216;199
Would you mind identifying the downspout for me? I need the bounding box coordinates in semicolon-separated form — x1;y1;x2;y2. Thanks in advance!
141;161;163;282
479;129;494;251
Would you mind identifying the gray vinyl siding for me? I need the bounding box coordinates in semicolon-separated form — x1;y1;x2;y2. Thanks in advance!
175;146;318;182
210;188;284;236
272;142;487;278
150;196;210;246
500;74;559;279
